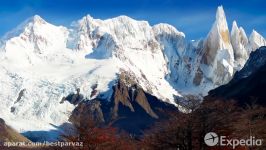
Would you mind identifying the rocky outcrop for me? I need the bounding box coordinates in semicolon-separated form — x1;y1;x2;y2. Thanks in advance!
69;100;105;128
111;72;158;119
14;89;26;104
69;73;179;135
61;88;84;105
0;118;30;143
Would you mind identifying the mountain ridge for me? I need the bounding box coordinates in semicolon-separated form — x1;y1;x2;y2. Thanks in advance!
208;46;266;106
0;6;265;141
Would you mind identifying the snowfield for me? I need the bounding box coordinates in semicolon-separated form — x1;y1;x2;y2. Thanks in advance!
0;16;181;138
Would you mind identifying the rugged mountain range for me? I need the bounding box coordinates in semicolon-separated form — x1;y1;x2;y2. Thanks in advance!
0;6;265;141
208;46;266;106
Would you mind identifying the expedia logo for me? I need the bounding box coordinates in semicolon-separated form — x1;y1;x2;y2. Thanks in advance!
204;132;263;149
204;132;219;146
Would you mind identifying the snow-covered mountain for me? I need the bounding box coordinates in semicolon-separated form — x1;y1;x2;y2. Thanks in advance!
208;46;266;106
0;6;265;140
174;6;266;91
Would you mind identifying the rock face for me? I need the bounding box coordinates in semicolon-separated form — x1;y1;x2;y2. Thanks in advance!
202;6;234;65
111;73;158;119
230;21;249;68
62;88;84;105
69;100;105;128
200;6;234;86
208;46;266;106
0;118;30;143
69;73;178;135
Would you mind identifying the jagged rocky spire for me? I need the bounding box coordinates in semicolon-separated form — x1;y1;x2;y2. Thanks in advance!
230;20;249;67
249;29;266;51
200;6;234;85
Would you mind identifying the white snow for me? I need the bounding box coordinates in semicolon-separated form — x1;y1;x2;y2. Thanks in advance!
0;14;184;139
249;29;266;52
0;58;120;133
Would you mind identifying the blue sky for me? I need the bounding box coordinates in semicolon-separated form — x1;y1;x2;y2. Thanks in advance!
0;0;265;39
